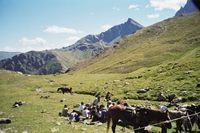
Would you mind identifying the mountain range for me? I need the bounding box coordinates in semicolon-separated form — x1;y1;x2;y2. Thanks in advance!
0;0;198;75
175;0;197;16
77;11;200;74
0;18;143;74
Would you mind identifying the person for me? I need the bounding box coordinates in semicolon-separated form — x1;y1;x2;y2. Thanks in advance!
69;110;80;122
99;105;107;123
91;106;101;122
105;92;112;102
59;104;69;117
79;102;85;113
92;95;100;106
82;107;90;119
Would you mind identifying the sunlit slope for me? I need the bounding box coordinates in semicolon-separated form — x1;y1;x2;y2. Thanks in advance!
78;12;200;74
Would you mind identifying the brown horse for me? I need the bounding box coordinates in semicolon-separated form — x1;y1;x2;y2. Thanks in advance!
107;105;172;133
57;87;73;94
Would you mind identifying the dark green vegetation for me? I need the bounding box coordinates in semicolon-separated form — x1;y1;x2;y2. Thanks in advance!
0;12;200;132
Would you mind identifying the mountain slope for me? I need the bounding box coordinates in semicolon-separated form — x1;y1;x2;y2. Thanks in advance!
0;18;143;74
0;51;21;60
77;12;200;74
0;51;62;74
175;0;197;16
65;18;143;49
63;18;143;59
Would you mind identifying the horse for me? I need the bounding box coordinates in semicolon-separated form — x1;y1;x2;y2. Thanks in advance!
134;108;172;133
195;105;200;129
170;105;199;133
57;87;73;94
106;104;138;133
168;110;186;133
106;105;172;133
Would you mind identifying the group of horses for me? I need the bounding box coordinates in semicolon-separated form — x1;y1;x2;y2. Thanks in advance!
56;87;200;133
106;104;200;133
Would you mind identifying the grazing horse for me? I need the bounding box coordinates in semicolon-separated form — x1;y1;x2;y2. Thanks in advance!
57;87;73;94
106;105;172;133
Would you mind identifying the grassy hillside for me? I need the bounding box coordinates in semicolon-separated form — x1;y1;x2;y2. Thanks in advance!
78;12;200;74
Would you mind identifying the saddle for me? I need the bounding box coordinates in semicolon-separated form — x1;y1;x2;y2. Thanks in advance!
125;106;136;115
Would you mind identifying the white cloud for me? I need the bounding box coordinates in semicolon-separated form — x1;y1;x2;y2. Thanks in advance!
128;4;139;10
65;36;80;45
19;37;47;46
147;13;160;18
18;37;50;52
149;0;187;11
101;24;113;31
1;46;16;52
44;25;82;34
112;7;120;11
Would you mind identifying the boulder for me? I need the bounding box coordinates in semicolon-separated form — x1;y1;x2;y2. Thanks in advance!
137;88;150;93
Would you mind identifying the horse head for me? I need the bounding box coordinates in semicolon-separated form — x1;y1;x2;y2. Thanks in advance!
57;87;61;92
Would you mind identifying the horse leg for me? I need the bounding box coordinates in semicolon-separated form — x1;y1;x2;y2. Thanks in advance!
176;120;182;133
161;126;167;133
111;123;116;133
138;128;146;133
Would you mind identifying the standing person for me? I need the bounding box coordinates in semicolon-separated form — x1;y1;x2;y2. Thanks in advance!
105;92;113;102
92;95;100;107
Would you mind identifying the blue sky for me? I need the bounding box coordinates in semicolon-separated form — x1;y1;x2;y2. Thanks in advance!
0;0;187;52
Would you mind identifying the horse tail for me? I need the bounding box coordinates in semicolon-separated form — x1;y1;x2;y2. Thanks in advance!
106;109;112;133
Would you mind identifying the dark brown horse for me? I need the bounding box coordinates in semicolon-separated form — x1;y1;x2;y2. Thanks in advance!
171;105;200;133
106;105;172;133
57;87;73;94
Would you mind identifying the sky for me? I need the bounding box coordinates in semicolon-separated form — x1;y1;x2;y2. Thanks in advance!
0;0;187;52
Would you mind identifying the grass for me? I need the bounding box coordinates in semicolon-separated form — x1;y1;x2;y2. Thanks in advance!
0;65;199;132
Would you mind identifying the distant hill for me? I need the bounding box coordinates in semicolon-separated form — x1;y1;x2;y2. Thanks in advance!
175;0;197;16
0;18;143;74
77;12;200;74
0;51;21;60
0;51;62;74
